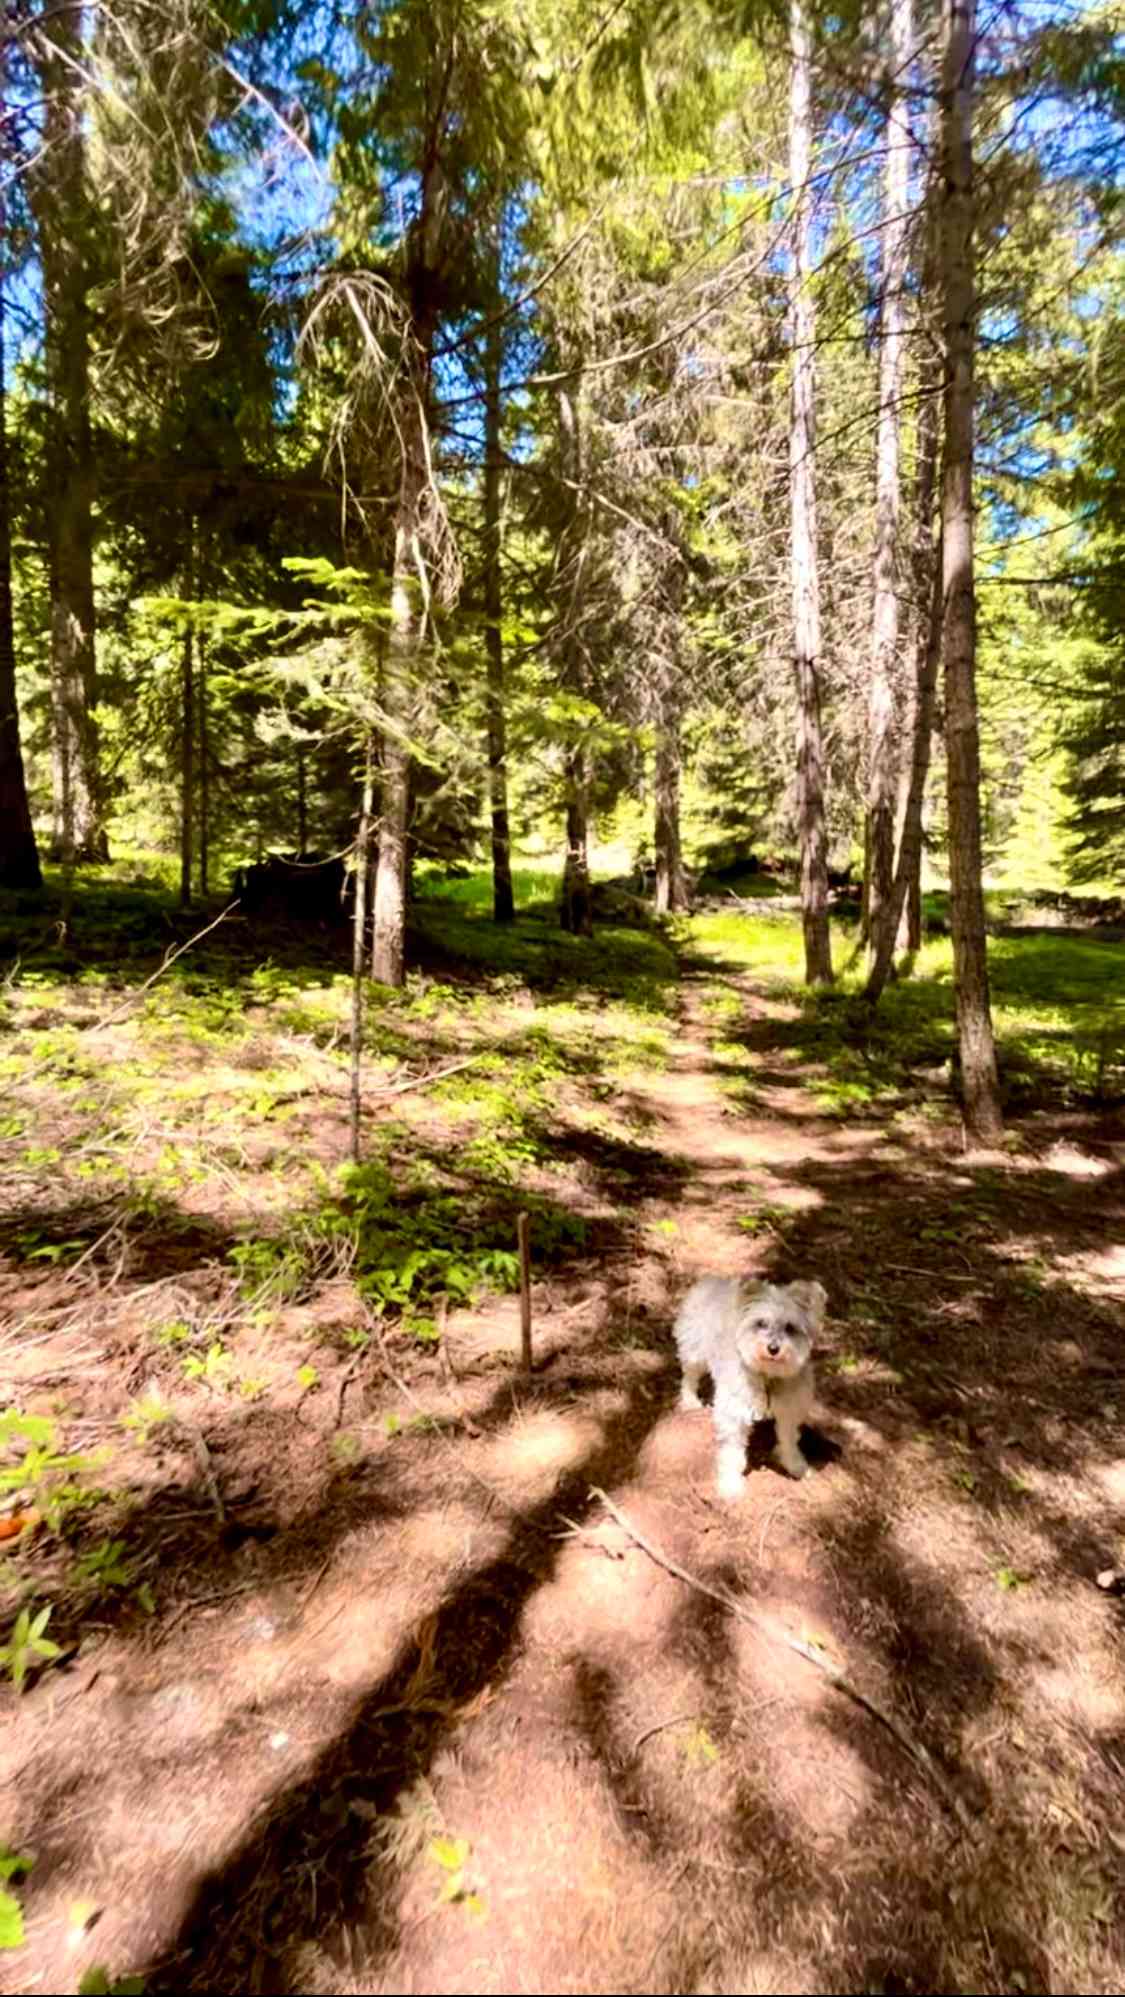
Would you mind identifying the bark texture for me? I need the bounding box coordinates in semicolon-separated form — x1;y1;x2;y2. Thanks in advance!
0;264;43;891
937;0;1003;1144
865;0;914;956
33;4;107;864
789;0;832;985
484;312;514;923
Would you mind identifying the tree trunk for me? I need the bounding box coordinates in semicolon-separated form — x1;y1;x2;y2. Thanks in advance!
937;0;1002;1144
33;4;106;866
560;773;592;936
370;481;415;989
179;524;194;908
653;707;688;914
350;737;375;1164
867;263;944;998
866;530;942;1001
789;0;832;985
296;746;308;855
483;310;514;923
199;642;209;896
865;0;914;959
0;260;43;892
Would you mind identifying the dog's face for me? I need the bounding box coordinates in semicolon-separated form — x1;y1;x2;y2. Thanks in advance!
734;1279;825;1380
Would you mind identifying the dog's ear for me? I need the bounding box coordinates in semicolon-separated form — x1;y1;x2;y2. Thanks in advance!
789;1279;827;1330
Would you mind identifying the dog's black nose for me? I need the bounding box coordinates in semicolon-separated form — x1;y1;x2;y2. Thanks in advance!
767;1340;781;1356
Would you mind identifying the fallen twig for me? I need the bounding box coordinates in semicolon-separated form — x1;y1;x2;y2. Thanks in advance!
518;1210;533;1374
590;1486;974;1830
630;1712;700;1758
334;1350;365;1428
178;1422;227;1526
162;1579;261;1637
374;1053;484;1101
10;901;242;1086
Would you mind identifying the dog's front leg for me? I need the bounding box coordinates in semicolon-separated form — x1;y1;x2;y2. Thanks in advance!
774;1403;809;1480
714;1411;750;1500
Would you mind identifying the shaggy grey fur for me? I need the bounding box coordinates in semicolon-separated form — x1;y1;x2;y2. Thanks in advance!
673;1276;826;1497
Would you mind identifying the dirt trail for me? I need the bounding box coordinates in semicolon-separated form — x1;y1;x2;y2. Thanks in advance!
3;948;1124;1996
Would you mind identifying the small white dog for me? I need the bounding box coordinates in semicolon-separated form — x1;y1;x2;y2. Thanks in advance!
673;1276;826;1497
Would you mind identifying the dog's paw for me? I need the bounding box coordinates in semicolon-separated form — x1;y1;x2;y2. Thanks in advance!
780;1454;810;1481
679;1387;703;1412
716;1471;745;1501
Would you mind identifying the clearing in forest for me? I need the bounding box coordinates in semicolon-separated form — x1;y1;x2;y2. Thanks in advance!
1;873;1123;1996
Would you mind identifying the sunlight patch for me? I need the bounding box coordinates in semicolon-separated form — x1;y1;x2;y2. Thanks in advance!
483;1409;603;1493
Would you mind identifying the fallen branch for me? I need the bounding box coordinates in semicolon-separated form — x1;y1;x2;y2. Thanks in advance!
11;901;242;1086
334;1350;365;1428
179;1421;226;1526
590;1486;974;1831
373;1053;484;1101
95;900;243;1029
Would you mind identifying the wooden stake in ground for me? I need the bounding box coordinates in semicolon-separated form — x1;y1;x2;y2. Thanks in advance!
517;1210;533;1374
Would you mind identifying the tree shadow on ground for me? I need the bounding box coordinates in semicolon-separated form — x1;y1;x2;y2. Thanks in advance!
134;1326;672;1994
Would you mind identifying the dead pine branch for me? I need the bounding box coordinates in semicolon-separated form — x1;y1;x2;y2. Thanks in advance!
590;1486;974;1831
517;1210;533;1374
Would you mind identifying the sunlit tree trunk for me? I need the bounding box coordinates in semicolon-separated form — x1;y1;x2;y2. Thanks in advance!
33;3;107;865
179;520;195;907
789;0;832;984
867;168;943;1003
371;379;423;986
653;704;688;915
0;259;42;891
938;0;1003;1143
371;141;446;987
198;642;210;896
351;737;375;1162
865;0;914;961
484;307;514;923
556;376;592;936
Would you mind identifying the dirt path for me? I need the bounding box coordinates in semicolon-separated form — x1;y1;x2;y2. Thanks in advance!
3;944;1123;1996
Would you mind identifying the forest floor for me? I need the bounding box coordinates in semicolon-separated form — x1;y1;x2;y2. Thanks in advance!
1;868;1123;1997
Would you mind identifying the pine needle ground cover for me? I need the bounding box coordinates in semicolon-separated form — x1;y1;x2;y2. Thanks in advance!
1;871;1122;1996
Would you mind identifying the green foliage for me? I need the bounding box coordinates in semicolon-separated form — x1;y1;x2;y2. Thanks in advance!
71;1540;134;1592
77;1969;146;1996
0;1606;62;1693
0;1413;101;1530
0;1850;34;1951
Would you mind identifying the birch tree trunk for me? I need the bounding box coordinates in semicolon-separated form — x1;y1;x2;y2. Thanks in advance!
789;0;832;985
938;0;1003;1144
33;3;106;865
484;310;514;924
0;260;42;891
865;0;914;959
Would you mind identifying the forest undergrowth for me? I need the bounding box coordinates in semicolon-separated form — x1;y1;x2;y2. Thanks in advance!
1;867;1123;1996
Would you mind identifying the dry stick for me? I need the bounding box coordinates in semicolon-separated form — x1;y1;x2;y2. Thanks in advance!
12;901;243;1090
517;1211;533;1375
180;1422;226;1527
630;1712;701;1758
374;1053;484;1101
591;1487;974;1831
